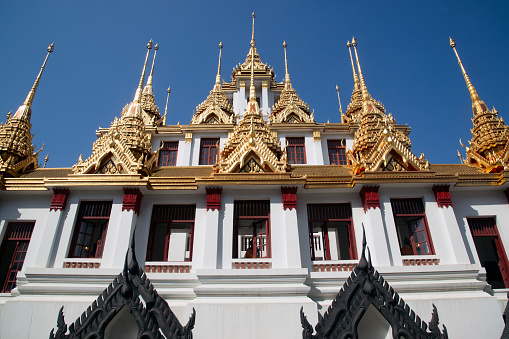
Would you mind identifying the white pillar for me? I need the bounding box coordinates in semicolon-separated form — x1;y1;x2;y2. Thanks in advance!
364;207;392;266
282;207;302;268
202;209;220;269
32;210;64;267
262;81;269;120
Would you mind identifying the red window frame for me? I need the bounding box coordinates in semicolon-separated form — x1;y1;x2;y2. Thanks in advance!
68;201;112;259
146;205;196;262
199;138;219;165
0;222;34;293
158;141;178;166
391;198;434;255
286;137;306;164
233;201;271;259
307;204;356;261
327;139;347;165
467;217;509;288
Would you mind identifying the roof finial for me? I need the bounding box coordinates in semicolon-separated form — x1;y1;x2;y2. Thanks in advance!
144;43;158;94
336;85;344;121
215;42;223;89
283;41;292;89
43;154;49;168
351;37;370;105
449;37;485;115
163;85;171;125
347;40;360;91
134;39;153;102
22;42;54;109
251;12;256;46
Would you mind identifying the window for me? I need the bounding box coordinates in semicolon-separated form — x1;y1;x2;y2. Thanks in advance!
233;201;270;259
146;205;195;262
286;137;306;164
158;141;178;166
307;204;356;261
467;217;509;288
0;222;34;292
328;139;347;165
391;199;433;255
68;201;112;258
199;138;219;165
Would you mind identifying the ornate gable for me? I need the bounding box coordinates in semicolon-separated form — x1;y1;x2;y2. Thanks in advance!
0;44;53;178
49;232;195;339
300;230;448;339
451;38;509;173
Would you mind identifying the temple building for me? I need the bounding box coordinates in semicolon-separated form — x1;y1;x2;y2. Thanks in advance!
1;14;508;338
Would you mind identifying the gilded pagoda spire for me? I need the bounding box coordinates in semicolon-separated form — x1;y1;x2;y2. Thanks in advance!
347;40;360;92
73;41;158;176
345;40;363;121
451;38;509;173
269;41;314;124
283;41;292;90
336;85;344;122
134;39;153;103
14;43;54;120
449;38;487;116
249;39;257;105
191;43;235;124
143;43;158;95
214;42;223;90
0;43;53;177
350;38;427;174
163;85;170;125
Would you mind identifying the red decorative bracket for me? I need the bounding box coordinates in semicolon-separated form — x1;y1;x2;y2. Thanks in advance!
122;188;143;215
433;185;453;208
206;187;222;211
50;188;70;211
281;186;298;210
359;186;380;212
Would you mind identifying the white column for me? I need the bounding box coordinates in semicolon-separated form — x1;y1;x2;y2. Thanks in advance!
32;210;64;267
364;207;392;266
282;207;302;268
202;209;220;269
262;81;269;120
437;205;470;264
103;208;136;268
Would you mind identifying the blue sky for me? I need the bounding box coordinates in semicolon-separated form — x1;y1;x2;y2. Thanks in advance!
1;1;508;167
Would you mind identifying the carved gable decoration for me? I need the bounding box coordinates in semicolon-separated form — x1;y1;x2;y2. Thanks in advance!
214;113;289;174
301;231;448;339
72;105;157;176
353;120;430;174
191;89;235;125
49;233;195;339
270;87;315;124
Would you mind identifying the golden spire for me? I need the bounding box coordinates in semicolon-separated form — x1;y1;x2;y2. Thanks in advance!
347;40;360;90
134;39;153;102
214;42;223;90
14;43;54;120
283;41;292;90
336;85;344;120
144;43;158;94
163;85;170;125
450;37;486;115
251;12;256;46
351;37;369;105
249;39;256;103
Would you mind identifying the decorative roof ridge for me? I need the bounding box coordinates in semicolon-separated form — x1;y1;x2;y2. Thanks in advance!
300;226;448;339
49;229;195;339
